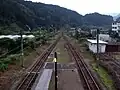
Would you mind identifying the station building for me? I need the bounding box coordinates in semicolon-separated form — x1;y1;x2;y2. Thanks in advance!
87;39;120;53
87;39;107;53
106;42;120;52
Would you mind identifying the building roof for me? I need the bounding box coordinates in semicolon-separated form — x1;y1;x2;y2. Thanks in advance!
112;20;120;23
0;35;35;39
99;34;110;38
87;39;108;44
99;34;110;40
108;42;120;45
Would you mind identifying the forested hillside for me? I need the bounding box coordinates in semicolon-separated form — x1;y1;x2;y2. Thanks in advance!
83;13;113;26
0;0;113;34
116;17;120;22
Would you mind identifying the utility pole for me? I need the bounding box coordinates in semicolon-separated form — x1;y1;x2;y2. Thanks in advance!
20;30;24;67
97;29;99;66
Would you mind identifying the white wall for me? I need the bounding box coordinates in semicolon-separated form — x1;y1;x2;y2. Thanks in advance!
112;23;120;32
0;35;35;40
88;42;106;53
99;34;111;42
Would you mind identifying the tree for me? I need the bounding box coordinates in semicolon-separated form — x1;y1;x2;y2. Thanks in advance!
0;38;17;54
74;30;80;40
110;31;119;39
0;0;113;34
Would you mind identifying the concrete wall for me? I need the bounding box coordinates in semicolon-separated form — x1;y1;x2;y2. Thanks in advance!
88;42;106;53
112;23;120;32
99;34;111;42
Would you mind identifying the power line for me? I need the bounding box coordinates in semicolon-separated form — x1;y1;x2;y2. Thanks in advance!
0;38;38;58
0;40;27;58
0;32;48;61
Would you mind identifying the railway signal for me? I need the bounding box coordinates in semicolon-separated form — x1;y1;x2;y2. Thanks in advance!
54;52;58;90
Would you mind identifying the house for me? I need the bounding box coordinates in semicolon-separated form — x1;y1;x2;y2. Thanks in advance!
90;29;97;37
106;42;120;52
87;39;107;53
99;34;111;42
91;29;97;34
112;21;120;32
100;29;109;34
70;28;76;30
77;28;81;33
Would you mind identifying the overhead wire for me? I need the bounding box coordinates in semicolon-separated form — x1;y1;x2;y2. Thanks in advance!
0;31;52;58
0;37;41;58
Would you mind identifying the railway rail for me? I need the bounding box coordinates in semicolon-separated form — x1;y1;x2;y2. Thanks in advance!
16;36;61;90
64;36;102;90
99;53;120;69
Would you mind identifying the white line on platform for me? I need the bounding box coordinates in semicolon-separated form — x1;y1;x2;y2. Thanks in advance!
35;69;53;90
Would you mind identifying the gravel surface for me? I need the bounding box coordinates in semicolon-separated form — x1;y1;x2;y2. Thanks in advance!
58;69;84;90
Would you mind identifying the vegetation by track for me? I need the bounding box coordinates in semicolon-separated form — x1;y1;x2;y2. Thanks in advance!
68;33;116;90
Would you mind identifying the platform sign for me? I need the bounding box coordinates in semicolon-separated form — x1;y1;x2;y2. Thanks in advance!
53;58;57;62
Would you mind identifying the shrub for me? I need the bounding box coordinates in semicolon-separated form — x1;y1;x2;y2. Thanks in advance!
0;62;8;72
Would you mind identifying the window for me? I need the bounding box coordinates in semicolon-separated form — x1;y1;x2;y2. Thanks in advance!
112;27;117;29
112;23;116;25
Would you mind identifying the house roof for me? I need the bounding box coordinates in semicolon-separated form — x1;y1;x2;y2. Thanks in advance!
113;20;120;23
87;39;108;44
0;35;35;39
108;42;120;45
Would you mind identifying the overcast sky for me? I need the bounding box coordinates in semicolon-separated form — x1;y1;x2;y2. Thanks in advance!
31;0;119;16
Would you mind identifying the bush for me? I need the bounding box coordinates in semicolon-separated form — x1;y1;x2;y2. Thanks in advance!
1;54;20;64
0;54;21;71
7;54;21;64
0;62;8;72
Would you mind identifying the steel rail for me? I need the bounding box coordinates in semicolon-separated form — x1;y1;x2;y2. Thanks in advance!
16;36;61;90
64;36;102;90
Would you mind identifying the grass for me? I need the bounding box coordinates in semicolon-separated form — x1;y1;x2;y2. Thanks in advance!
56;41;70;63
77;39;95;61
92;63;115;90
114;54;120;60
82;48;95;60
72;37;115;90
47;38;70;63
56;47;70;63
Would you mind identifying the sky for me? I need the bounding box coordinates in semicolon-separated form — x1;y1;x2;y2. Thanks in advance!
31;0;120;16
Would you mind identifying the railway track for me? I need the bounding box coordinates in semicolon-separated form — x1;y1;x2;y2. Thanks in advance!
64;36;102;90
16;36;61;90
99;53;120;69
